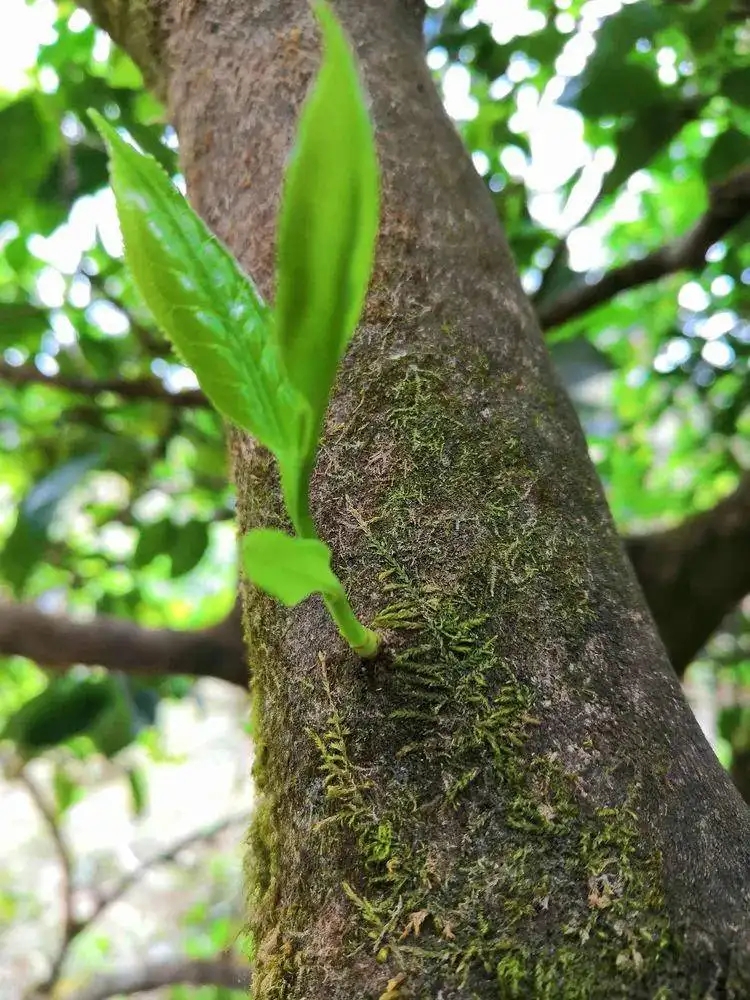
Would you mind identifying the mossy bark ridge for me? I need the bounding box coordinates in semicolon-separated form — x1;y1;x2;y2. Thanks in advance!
81;0;750;996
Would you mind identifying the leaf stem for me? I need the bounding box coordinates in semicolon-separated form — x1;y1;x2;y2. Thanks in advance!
281;461;379;657
325;590;381;658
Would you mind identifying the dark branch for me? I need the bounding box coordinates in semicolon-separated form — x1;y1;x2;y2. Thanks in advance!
64;959;250;1000
626;472;750;678
538;164;750;330
0;360;209;409
4;470;750;697
4;477;750;817
0;598;247;688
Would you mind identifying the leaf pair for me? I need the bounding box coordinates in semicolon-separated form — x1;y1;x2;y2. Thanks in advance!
91;4;381;656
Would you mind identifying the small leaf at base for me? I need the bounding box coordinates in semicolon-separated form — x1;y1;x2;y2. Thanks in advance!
242;528;340;606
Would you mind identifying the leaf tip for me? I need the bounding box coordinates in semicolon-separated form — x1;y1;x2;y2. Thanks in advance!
87;107;110;141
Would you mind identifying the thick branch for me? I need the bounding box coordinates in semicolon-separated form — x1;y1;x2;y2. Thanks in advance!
66;959;250;1000
77;0;166;99
4;464;750;689
0;361;208;409
626;472;750;677
0;598;247;688
538;164;750;330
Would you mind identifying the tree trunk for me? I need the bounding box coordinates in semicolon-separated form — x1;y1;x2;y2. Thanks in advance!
81;0;750;995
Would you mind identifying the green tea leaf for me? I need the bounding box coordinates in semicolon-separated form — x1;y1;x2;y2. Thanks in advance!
0;302;49;347
560;62;662;119
2;675;113;758
0;97;59;219
89;109;305;457
242;528;340;606
703;128;750;183
53;765;84;816
275;1;379;454
134;517;176;568
722;68;750;110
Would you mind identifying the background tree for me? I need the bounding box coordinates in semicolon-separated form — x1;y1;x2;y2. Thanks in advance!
1;0;750;996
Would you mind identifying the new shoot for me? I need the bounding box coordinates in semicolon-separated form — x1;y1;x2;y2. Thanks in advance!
90;3;380;657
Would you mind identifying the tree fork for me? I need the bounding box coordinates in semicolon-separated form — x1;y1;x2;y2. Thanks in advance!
78;1;750;996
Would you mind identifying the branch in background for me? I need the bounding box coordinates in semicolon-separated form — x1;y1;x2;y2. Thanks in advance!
538;164;750;330
626;472;750;678
4;482;750;814
0;598;247;688
61;959;250;1000
88;811;250;923
3;456;750;689
0;360;208;409
22;811;251;998
3;472;750;690
20;770;81;992
85;271;170;359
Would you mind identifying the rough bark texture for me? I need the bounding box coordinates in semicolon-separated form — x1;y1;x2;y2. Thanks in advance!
4;466;750;686
79;1;750;996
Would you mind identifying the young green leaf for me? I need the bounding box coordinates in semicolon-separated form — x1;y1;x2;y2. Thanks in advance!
88;110;306;458
242;528;340;606
275;1;379;454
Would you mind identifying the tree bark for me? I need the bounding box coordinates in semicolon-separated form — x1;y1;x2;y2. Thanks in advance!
76;1;750;996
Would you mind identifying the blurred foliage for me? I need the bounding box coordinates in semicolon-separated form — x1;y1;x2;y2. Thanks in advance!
0;0;235;759
0;0;750;985
0;4;242;991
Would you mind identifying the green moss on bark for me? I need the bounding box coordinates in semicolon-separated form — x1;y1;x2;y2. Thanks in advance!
305;593;673;998
243;345;684;998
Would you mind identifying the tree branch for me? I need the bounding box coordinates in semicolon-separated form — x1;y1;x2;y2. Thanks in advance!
626;472;750;678
3;467;750;693
22;810;251;998
62;959;250;1000
20;769;82;992
88;811;250;923
0;360;208;409
538;164;750;330
0;598;247;688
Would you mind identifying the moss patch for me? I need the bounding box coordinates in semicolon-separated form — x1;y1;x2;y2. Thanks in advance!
307;592;673;998
246;349;682;998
